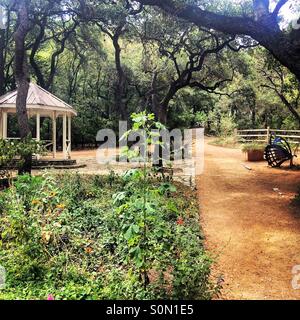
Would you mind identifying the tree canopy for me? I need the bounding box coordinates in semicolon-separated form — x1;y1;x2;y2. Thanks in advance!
0;0;299;151
133;0;300;81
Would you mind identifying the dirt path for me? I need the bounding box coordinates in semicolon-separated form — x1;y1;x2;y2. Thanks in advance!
197;139;300;300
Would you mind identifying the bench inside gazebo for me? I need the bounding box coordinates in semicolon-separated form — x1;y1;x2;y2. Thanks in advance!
0;83;77;164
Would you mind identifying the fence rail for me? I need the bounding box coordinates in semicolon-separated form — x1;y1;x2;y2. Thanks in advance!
235;127;300;144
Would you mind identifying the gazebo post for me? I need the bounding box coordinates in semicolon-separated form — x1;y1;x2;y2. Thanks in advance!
52;111;57;159
2;111;7;139
36;112;41;160
63;113;67;159
68;115;72;157
36;113;40;141
0;110;2;139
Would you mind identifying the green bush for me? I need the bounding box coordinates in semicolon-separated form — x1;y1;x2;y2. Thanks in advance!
0;139;45;166
0;172;216;300
219;115;237;137
208;112;239;148
210;136;240;148
241;142;266;153
0;139;45;182
0;112;216;300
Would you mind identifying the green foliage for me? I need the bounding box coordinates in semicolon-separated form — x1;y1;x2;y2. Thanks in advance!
219;115;237;137
0;139;46;182
2;0;300;147
0;113;216;300
282;115;299;130
0;171;215;300
0;139;44;167
0;113;215;300
208;112;238;147
210;136;240;149
241;142;266;153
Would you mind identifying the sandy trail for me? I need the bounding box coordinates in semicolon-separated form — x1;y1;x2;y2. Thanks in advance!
197;139;300;300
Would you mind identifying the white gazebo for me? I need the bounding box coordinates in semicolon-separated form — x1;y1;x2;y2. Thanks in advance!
0;83;77;159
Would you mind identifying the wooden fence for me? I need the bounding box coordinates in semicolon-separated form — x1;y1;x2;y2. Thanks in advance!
235;127;300;144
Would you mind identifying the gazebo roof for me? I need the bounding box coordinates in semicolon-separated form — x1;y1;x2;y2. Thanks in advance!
0;83;77;116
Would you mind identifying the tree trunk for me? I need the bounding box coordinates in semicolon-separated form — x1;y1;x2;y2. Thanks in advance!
150;72;168;170
150;72;168;124
279;94;300;128
113;30;128;120
249;103;256;127
97;21;128;120
251;109;256;127
0;29;5;95
14;0;32;175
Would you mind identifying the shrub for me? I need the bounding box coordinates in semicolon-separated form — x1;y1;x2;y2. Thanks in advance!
0;112;216;300
0;172;216;300
241;142;266;153
210;136;240;149
0;139;45;183
219;115;237;137
0;139;45;167
209;113;239;148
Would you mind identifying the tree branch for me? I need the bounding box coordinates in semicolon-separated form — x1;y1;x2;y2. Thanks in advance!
272;0;289;18
134;0;300;81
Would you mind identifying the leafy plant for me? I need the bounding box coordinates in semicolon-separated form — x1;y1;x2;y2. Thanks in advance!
242;142;266;152
0;113;216;300
119;112;167;288
0;171;216;300
0;139;46;184
219;115;237;137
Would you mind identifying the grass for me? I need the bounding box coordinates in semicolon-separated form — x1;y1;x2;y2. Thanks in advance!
209;136;240;149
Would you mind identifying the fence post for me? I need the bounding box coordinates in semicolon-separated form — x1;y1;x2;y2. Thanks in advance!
266;126;270;143
234;128;238;141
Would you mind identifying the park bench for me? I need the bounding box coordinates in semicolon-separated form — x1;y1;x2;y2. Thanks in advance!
264;136;297;168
